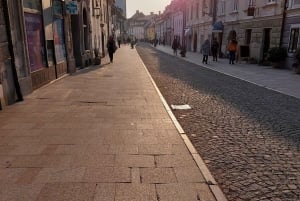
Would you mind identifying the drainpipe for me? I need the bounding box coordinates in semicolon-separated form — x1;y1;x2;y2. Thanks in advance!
106;0;110;36
2;0;23;102
280;0;288;46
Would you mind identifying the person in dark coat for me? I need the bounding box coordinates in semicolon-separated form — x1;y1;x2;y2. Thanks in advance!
211;38;219;61
117;37;121;48
201;39;210;64
107;36;116;63
172;37;179;55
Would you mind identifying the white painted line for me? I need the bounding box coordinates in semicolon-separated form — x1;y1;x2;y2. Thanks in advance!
192;153;217;185
181;134;198;154
210;185;229;201
137;47;228;201
138;53;185;134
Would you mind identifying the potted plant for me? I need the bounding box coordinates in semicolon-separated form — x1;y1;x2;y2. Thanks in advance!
292;48;300;74
266;47;287;68
180;46;186;57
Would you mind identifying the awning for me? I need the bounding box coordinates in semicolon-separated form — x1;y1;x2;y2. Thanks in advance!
212;21;224;32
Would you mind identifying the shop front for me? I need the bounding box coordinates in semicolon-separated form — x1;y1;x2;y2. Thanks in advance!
23;0;67;90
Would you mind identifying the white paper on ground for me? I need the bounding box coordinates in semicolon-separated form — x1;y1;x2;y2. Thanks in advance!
171;104;192;110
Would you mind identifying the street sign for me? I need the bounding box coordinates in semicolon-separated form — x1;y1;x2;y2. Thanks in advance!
65;0;78;15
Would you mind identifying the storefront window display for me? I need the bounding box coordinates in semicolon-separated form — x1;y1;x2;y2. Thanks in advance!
23;0;46;72
53;0;66;63
24;13;46;71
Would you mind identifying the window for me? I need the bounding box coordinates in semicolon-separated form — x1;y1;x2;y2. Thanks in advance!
266;0;275;4
248;0;256;7
293;0;300;5
23;0;47;71
196;3;199;18
233;0;238;11
245;29;252;45
288;28;299;53
23;0;41;11
202;0;207;16
53;0;66;63
220;0;225;15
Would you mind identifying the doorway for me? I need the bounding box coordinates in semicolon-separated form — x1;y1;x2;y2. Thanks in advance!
193;33;198;52
262;28;271;61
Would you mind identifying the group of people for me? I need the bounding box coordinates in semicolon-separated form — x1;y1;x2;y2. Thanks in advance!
171;36;238;64
200;38;238;64
108;35;238;65
106;36;136;63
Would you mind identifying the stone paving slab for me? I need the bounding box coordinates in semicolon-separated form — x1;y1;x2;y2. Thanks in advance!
0;46;221;200
156;183;215;201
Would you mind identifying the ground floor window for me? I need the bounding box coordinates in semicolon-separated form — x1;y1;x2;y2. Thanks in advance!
53;19;66;63
24;13;46;72
288;27;299;53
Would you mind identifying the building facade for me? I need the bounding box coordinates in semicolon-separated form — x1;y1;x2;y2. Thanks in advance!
0;0;119;109
282;0;300;68
115;0;126;18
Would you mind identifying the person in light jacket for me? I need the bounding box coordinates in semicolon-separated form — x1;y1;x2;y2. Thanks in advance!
227;39;238;64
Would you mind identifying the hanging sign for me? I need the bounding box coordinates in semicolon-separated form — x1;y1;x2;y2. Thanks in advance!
65;0;79;15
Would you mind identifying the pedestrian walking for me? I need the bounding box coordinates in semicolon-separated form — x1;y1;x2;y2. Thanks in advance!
211;38;219;61
172;37;179;55
117;37;121;48
201;39;210;64
107;36;116;63
228;39;238;64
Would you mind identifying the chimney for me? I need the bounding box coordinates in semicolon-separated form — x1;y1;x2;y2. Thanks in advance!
159;11;161;15
136;10;139;14
150;12;154;15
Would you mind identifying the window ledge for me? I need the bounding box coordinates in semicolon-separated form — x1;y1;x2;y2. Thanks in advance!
288;5;300;10
263;2;277;8
229;10;238;14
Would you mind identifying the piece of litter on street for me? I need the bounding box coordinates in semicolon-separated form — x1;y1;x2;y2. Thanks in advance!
171;104;192;110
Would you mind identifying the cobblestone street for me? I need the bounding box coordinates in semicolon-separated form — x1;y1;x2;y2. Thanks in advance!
137;44;300;201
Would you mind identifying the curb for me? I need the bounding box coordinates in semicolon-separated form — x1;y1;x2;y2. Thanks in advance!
137;49;228;201
154;45;300;100
28;74;69;96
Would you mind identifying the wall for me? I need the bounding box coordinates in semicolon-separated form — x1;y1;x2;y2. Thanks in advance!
0;0;16;106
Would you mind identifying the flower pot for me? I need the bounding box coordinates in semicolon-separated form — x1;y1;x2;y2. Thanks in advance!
272;61;285;69
94;57;101;65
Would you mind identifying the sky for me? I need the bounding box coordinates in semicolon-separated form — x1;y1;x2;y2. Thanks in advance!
126;0;172;18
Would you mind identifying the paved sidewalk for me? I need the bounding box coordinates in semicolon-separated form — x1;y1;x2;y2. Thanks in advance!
0;46;226;200
154;44;300;99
